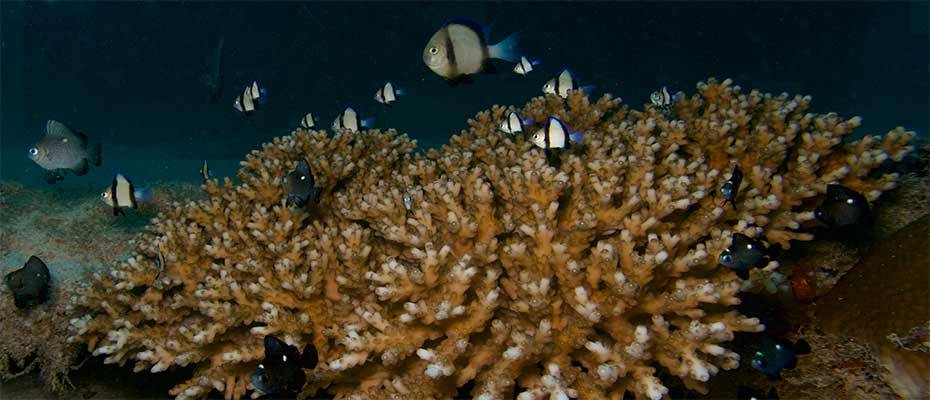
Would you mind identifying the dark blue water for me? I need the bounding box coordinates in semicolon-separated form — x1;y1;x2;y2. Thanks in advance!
2;2;927;189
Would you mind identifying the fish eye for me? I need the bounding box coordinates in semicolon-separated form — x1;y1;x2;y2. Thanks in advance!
101;192;109;198
846;198;854;204
429;47;439;55
28;147;38;156
544;83;552;89
720;253;732;263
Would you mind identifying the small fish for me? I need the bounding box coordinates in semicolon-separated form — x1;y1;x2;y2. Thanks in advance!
154;249;166;281
332;107;374;132
4;256;51;309
542;69;594;98
200;160;213;184
251;335;318;395
513;56;540;76
720;164;743;209
299;113;317;129
374;82;405;106
737;386;779;400
422;17;520;85
499;111;532;135
29;120;103;184
281;159;322;208
403;193;414;212
101;173;150;216
233;87;256;115
650;86;678;112
718;233;770;279
814;184;871;227
529;117;583;150
751;337;811;379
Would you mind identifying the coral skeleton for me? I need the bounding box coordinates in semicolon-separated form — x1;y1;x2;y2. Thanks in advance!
67;78;913;399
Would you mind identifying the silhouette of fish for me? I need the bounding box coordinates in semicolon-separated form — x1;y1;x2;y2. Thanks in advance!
251;335;318;395
720;164;743;209
28;120;102;184
751;337;811;380
814;184;871;227
281;159;321;208
5;256;51;309
718;233;771;279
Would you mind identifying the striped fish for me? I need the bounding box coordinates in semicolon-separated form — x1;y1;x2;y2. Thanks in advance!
200;160;213;184
513;56;540;76
529;117;583;150
650;86;678;112
542;69;594;98
233;87;256;114
332;107;374;132
300;113;317;129
422;17;520;85
101;173;149;216
374;82;405;106
499;111;532;135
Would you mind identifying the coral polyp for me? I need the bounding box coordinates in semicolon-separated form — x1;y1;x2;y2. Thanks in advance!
67;78;913;399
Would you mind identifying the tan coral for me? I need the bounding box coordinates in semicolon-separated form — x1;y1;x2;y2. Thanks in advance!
67;79;913;399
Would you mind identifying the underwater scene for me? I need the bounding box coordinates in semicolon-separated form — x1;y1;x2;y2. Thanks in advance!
1;2;928;399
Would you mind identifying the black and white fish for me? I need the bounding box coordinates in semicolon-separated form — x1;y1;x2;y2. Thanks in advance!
4;256;51;309
650;86;679;112
720;164;743;210
200;160;213;184
403;193;414;212
154;249;166;281
282;159;322;208
246;81;266;102
814;184;871;227
422;17;520;85
251;335;318;396
374;82;405;106
299;113;317;129
332;107;373;132
499;111;532;135
101;173;150;216
529;117;583;150
718;233;771;279
542;69;594;98
28;120;102;184
513;56;540;76
233;87;257;115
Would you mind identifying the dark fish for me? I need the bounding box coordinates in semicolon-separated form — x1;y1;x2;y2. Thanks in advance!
814;184;871;227
29;120;102;184
332;107;373;132
513;56;540;76
300;113;317;129
374;82;405;106
281;160;322;208
101;173;149;216
737;385;779;400
5;256;51;309
751;337;811;379
251;335;317;395
403;192;414;212
200;160;213;184
720;164;743;210
542;69;594;98
650;86;678;113
718;233;770;279
529;117;583;150
422;17;520;84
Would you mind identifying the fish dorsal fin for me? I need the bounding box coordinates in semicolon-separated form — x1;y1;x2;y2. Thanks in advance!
46;120;88;147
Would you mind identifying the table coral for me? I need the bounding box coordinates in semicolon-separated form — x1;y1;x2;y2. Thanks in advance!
66;78;913;400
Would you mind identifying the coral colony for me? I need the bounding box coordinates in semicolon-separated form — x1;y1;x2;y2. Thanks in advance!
67;79;912;399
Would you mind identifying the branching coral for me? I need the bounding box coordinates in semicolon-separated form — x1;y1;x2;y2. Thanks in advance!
66;78;913;400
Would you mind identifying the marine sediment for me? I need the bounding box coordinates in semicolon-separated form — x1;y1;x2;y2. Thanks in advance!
65;78;913;399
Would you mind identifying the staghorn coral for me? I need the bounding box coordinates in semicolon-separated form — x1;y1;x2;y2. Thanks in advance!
66;78;913;400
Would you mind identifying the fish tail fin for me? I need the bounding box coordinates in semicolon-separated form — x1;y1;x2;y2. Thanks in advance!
134;188;151;203
361;118;375;128
394;87;406;96
581;84;596;94
531;58;542;66
569;131;584;144
523;116;535;126
489;32;520;62
89;142;102;166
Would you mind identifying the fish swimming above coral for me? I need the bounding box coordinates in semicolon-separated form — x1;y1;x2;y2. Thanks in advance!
100;172;149;216
200;160;213;184
814;184;871;227
422;17;520;85
233;82;266;115
650;86;678;113
542;68;594;98
513;55;540;76
332;106;373;132
499;111;532;135
28;120;102;184
374;81;405;106
251;335;318;396
300;112;317;129
4;256;51;309
201;35;224;104
529;116;582;150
